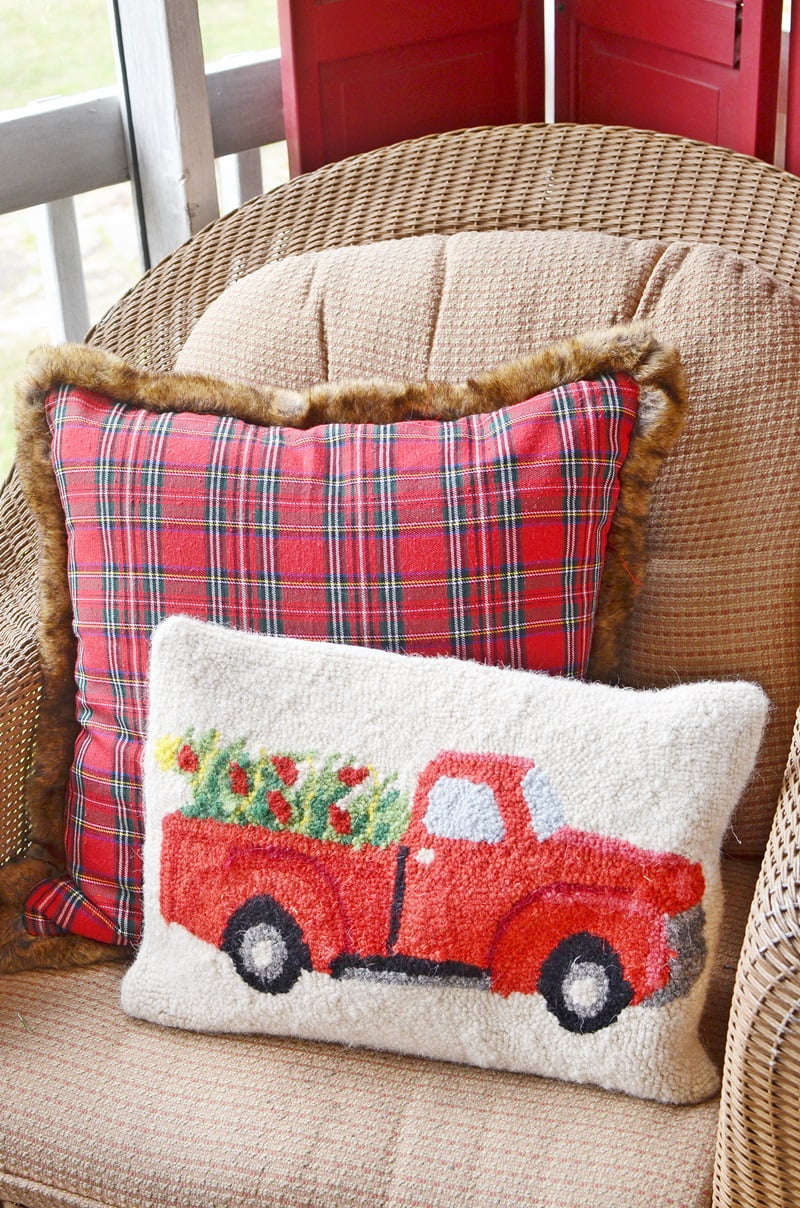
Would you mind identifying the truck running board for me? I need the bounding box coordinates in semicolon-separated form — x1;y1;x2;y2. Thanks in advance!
329;952;490;990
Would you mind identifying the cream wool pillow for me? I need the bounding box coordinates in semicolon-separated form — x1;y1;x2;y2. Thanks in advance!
122;616;768;1104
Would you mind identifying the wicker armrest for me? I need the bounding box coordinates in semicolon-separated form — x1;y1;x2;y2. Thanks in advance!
0;466;40;868
715;704;800;1208
0;466;121;972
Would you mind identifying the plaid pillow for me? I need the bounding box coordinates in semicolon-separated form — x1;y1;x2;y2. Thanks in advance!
14;327;685;952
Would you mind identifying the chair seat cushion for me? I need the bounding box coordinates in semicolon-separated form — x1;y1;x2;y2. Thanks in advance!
1;964;719;1208
176;227;800;860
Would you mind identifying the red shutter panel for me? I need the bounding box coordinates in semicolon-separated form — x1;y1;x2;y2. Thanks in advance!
277;0;545;176
784;0;800;173
555;0;782;161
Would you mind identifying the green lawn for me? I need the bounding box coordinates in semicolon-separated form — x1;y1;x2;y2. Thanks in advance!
0;1;279;111
0;1;280;479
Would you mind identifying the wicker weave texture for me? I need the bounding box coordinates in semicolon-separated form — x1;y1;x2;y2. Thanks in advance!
3;121;800;1206
89;124;800;371
0;468;39;864
715;702;800;1208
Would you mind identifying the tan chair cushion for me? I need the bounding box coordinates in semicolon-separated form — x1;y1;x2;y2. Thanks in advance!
177;229;800;857
1;964;719;1208
701;854;762;1068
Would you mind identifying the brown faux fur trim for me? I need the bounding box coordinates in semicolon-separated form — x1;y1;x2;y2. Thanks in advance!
0;862;126;974
0;913;125;973
6;323;685;971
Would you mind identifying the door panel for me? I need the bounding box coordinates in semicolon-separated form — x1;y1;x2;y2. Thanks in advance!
306;0;522;59
278;0;544;175
556;0;782;161
574;31;728;146
567;0;740;68
318;30;523;166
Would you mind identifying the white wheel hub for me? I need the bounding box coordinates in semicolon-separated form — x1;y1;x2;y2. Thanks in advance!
241;923;288;981
561;960;610;1019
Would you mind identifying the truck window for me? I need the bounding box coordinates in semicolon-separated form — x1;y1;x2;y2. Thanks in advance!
522;765;565;839
423;776;505;843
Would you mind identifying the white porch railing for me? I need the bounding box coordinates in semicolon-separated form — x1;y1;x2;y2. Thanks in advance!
0;0;284;343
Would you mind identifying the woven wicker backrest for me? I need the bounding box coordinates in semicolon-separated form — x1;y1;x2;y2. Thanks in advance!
88;123;800;369
5;121;800;871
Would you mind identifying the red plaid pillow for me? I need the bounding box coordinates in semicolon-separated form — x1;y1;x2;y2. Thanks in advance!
24;375;637;944
16;330;687;953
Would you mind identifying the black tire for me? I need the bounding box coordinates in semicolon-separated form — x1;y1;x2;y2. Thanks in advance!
538;932;633;1033
221;894;311;995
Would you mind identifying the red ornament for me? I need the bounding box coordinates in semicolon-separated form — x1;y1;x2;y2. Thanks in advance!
268;790;292;826
177;745;199;773
271;755;299;786
329;804;352;835
338;765;369;788
229;762;250;796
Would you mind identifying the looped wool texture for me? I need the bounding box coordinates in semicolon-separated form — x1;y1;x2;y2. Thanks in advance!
123;616;768;1105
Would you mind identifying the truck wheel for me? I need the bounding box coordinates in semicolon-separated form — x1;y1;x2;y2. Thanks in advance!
538;932;633;1033
221;895;311;995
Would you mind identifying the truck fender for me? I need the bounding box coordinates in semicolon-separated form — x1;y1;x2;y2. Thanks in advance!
488;886;667;1014
222;845;352;972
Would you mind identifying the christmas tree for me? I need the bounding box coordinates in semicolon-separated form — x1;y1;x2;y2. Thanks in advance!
155;730;410;849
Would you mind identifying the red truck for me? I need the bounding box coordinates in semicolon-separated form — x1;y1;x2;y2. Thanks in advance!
159;740;706;1034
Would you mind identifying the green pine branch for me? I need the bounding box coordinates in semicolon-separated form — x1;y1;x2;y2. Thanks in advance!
156;729;410;849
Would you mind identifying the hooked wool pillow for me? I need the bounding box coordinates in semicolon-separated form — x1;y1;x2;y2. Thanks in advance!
122;615;768;1104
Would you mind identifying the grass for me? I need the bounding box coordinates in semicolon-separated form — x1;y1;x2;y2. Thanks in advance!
0;1;281;479
0;1;280;111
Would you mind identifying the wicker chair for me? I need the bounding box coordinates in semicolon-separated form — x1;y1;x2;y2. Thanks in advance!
2;122;800;1207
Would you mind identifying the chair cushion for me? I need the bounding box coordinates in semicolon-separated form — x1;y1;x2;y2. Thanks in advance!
13;326;683;953
1;964;719;1208
177;228;800;858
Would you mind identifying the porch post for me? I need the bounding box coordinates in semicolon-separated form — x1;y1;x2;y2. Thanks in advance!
110;0;219;267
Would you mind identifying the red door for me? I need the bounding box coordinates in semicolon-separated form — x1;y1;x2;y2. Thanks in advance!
277;0;545;176
784;0;800;172
555;0;783;161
